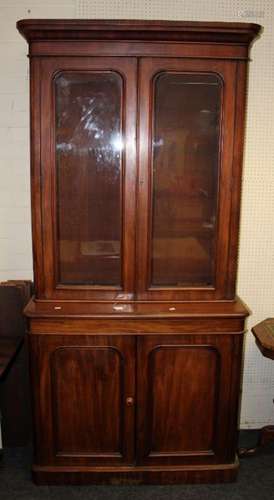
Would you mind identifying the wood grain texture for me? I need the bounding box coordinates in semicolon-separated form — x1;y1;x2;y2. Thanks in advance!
17;19;261;44
29;58;44;296
136;57;237;300
28;41;250;60
32;458;239;484
25;296;249;318
30;335;135;466
29;330;243;482
252;319;274;360
24;21;258;302
38;57;136;300
138;342;219;462
17;19;260;484
29;318;246;335
136;334;243;466
52;347;123;456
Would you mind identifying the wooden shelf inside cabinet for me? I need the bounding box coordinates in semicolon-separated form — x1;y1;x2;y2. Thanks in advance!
17;19;261;485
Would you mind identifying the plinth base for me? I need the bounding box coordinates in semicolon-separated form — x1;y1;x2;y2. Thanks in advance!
32;458;239;485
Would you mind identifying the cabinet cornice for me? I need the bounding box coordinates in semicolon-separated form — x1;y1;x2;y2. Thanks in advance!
17;19;261;45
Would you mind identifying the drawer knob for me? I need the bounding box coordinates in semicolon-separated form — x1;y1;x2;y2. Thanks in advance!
126;397;134;407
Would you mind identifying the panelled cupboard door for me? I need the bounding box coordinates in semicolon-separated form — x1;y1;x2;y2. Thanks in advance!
136;58;239;301
29;335;135;466
136;334;243;466
36;57;137;300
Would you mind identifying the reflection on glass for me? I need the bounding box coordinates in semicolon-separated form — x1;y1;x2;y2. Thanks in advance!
151;72;221;287
55;72;123;285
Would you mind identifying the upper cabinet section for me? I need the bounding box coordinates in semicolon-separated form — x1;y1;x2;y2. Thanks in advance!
17;20;261;301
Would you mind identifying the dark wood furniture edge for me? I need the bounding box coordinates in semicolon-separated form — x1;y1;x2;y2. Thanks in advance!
0;280;33;446
251;318;274;360
16;19;261;44
32;457;239;484
0;280;33;306
0;280;33;378
24;296;250;319
0;337;24;378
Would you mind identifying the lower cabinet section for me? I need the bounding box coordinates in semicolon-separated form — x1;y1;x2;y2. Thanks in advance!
29;332;243;484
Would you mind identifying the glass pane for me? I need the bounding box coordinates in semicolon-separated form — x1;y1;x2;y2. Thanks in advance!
55;72;123;285
151;72;222;287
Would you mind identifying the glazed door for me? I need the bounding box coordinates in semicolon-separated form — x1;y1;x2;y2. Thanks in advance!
137;334;242;466
137;58;238;301
30;335;136;466
36;57;137;300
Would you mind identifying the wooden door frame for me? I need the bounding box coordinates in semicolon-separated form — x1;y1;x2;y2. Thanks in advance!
136;57;244;301
33;56;137;300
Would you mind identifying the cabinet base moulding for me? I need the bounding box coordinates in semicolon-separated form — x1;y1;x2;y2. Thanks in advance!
32;458;239;485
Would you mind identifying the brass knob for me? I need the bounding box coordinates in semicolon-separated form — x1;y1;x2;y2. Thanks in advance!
126;397;134;407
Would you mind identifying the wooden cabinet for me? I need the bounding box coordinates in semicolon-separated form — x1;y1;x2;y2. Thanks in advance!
17;19;261;484
30;328;243;477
